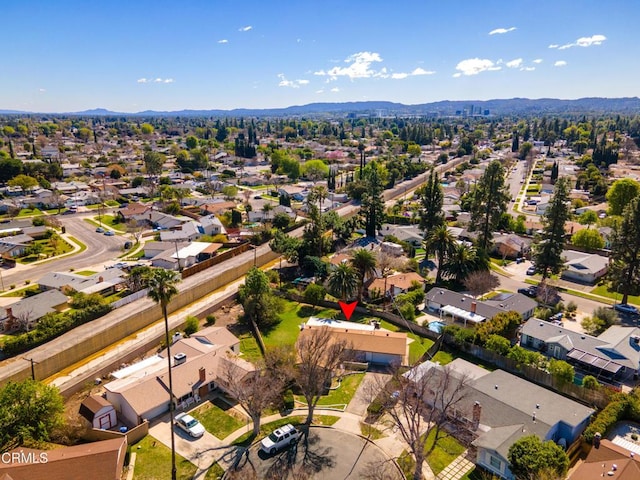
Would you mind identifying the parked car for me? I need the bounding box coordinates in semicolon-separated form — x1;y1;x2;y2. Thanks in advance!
518;286;538;298
174;413;205;438
260;423;301;454
526;266;536;275
614;303;640;316
95;227;105;233
104;230;115;236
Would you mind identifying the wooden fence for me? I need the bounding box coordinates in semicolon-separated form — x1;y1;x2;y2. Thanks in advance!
181;242;251;279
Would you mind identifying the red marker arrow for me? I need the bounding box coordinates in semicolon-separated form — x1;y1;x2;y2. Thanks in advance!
338;301;358;321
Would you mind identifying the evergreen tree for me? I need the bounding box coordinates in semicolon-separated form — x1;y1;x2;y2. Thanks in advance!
609;196;640;304
533;178;571;281
419;167;444;236
511;130;519;152
360;161;385;237
469;160;510;252
550;161;559;183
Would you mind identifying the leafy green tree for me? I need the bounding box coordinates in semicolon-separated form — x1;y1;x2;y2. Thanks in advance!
582;375;600;390
360;161;385;237
185;135;198;149
350;248;377;301
221;185;238;199
571;228;604;250
508;435;569;480
302;159;329;181
145;268;180;480
608;196;640;304
269;230;302;263
303;283;326;311
548;359;574;384
533;178;570;281
328;263;358;300
7;174;38;193
518;141;533;160
606;178;640;216
271;212;290;230
511;130;519;152
441;243;482;283
425;224;456;284
0;158;23;183
143;150;164;179
140;123;154;135
184;316;199;336
485;334;511;356
238;267;283;338
577;210;598;227
419;167;444;236
0;379;65;451
469;160;510;252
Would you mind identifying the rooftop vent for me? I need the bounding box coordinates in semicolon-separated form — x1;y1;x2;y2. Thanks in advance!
173;352;186;366
494;384;498;390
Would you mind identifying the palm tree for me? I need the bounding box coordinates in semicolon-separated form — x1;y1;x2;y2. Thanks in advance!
146;268;180;480
308;185;329;212
350;248;377;301
328;263;358;301
261;202;274;221
425;224;456;285
441;243;478;283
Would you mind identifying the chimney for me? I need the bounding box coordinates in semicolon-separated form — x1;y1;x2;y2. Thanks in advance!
6;307;13;319
472;401;481;430
471;302;477;314
98;276;104;283
199;367;206;383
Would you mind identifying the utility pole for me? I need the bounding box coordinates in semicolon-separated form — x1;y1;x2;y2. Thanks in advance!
24;358;38;380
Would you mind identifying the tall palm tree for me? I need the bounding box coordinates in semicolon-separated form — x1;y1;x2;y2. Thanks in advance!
328;263;358;301
261;202;274;221
308;185;329;212
425;224;456;285
146;268;180;480
350;248;377;301
441;243;478;283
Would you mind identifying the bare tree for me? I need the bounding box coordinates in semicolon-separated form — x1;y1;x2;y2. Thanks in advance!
222;357;279;437
13;308;34;333
377;251;402;304
463;271;499;298
294;326;350;426
372;363;470;480
126;219;145;245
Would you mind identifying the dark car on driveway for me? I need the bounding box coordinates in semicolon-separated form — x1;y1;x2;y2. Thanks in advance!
614;303;640;316
518;286;538;298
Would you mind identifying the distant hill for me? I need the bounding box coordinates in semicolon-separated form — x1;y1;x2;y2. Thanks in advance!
2;97;640;117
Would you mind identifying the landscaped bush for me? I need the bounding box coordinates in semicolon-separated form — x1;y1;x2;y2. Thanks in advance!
283;389;294;410
583;394;631;443
184;316;199;336
205;314;216;326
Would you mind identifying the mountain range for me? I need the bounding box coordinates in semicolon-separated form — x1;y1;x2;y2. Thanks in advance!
1;97;639;117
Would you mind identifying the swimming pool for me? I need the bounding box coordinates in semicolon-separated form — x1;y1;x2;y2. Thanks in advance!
428;321;447;333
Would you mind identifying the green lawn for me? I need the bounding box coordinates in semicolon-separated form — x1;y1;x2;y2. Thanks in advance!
360;422;386;440
397;429;467;478
591;284;640;306
17;207;43;217
192;398;246;439
75;270;97;276
432;350;454;365
133;435;197;480
263;302;338;348
0;285;40;297
17;237;73;264
204;463;225;480
294;372;365;407
238;331;262;363
378;319;434;364
232;415;339;447
99;214;127;232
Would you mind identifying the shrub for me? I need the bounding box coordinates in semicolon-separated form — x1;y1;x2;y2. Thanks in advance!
583;394;629;443
184;316;199;336
283;389;294;410
485;334;511;356
566;301;578;313
582;375;600;390
205;314;216;326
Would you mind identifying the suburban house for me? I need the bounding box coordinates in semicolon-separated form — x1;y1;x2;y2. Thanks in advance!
79;395;117;430
0;437;127;480
143;241;188;259
104;326;254;426
159;221;200;242
425;288;537;326
38;269;126;296
568;438;640;479
247;205;296;223
404;359;594;480
0;289;68;332
199;214;226;236
380;241;405;257
492;233;531;259
0;233;34;257
200;201;237;216
278;185;308;201
299;318;409;365
520;318;640;382
380;224;423;248
150;241;213;270
116;202;150;222
561;250;609;284
367;272;426;298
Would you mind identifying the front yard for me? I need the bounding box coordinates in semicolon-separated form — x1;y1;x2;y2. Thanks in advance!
132;435;197;480
397;428;467;477
191;398;246;440
294;372;365;407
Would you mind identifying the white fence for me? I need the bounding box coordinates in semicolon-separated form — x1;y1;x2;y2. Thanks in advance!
112;288;149;309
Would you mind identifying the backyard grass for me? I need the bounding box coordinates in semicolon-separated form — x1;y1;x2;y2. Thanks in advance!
294;372;365;407
238;331;262;363
360;422;386;440
191;398;246;439
591;284;640;306
432;349;454;365
263;302;337;348
379;319;434;364
232;415;339;447
132;435;197;480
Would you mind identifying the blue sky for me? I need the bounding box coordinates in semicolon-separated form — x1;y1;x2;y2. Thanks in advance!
2;0;637;112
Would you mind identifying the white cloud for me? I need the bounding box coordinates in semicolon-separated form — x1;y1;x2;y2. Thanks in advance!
411;67;434;76
533;58;543;64
556;34;607;50
137;78;148;83
391;67;435;80
548;44;559;49
454;58;501;76
315;89;324;94
164;78;174;83
239;25;252;32
554;60;567;67
392;73;409;79
489;26;516;35
452;73;462;78
277;74;309;88
314;51;385;80
217;39;228;44
38;88;46;93
138;77;174;84
505;58;523;68
521;67;536;71
330;87;340;92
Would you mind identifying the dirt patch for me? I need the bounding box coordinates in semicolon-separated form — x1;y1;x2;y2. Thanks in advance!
203;301;244;328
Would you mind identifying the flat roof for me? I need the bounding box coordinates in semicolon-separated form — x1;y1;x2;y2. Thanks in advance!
441;304;486;323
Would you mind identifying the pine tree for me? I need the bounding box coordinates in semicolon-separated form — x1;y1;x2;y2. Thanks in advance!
550;161;559;183
533;178;571;281
608;197;640;304
469;160;510;252
419;167;444;236
360;161;385;237
511;130;520;153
